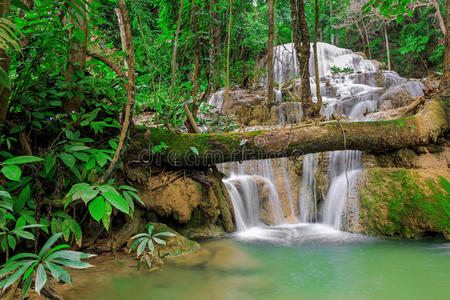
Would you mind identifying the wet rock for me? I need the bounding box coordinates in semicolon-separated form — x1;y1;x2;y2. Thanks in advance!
359;168;450;239
380;80;425;110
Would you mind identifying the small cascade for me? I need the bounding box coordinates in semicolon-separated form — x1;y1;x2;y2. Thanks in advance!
298;154;318;223
322;170;362;230
224;174;284;231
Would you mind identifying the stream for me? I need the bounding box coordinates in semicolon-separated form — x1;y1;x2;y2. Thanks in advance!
61;225;450;300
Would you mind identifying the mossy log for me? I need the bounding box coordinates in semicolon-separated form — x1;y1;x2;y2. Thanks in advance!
133;99;448;167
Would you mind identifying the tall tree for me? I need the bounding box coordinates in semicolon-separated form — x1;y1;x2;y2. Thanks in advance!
225;0;233;132
267;0;275;107
63;0;90;113
290;0;319;119
166;0;185;130
313;0;323;113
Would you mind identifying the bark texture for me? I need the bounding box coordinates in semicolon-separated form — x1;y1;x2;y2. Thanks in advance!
134;99;448;167
63;0;89;113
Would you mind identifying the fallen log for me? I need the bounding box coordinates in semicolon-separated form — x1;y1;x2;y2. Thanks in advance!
132;98;448;167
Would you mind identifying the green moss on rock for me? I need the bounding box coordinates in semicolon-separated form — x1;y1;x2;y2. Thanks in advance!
360;168;450;239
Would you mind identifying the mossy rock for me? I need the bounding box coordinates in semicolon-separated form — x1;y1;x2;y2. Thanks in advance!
150;223;200;257
360;168;450;239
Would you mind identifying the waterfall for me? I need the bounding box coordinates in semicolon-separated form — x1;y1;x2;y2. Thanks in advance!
298;154;317;223
322;170;362;230
208;41;424;233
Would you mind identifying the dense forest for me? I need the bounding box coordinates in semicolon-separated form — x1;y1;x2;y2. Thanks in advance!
0;0;448;298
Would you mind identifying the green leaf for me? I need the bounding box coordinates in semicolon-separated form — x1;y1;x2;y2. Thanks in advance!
67;145;90;152
35;264;47;295
152;237;166;246
85;157;96;170
147;224;154;236
102;192;129;214
22;275;32;297
190;146;199;155
7;235;16;249
38;233;63;257
2;156;43;165
70;219;82;247
49;258;93;269
9;125;25;134
58;153;76;169
12;230;34;240
11;0;31;11
46;250;94;261
153;232;176;238
129;237;145;252
1;165;21;181
119;185;138;192
94;153;108;167
0;67;11;89
88;196;105;222
137;239;147;257
44;154;56;176
101;201;112;230
15;184;30;211
73;152;89;162
45;262;71;283
1;261;33;292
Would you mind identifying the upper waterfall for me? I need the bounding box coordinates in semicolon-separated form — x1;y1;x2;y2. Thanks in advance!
272;42;378;84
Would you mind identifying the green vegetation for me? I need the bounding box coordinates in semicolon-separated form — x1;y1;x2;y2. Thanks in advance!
0;233;93;296
360;168;450;238
129;224;176;269
0;0;447;296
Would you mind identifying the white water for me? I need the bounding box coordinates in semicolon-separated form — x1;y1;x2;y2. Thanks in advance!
209;42;424;234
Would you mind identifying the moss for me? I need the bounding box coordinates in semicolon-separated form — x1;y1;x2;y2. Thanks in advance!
360;168;450;239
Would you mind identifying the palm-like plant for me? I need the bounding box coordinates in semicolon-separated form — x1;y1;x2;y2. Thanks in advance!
0;233;94;297
129;224;176;269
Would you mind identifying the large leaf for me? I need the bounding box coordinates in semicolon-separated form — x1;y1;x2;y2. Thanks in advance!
58;152;76;169
2;156;43;165
102;192;129;214
38;233;63;257
1;261;34;292
101;201;112;230
1;165;21;181
49;258;93;269
88;196;105;222
45;262;71;283
35;264;47;295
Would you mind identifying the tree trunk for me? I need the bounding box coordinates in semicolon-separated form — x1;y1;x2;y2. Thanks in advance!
63;1;89;113
210;0;222;92
166;0;185;129
361;19;372;60
440;0;450;95
296;0;314;119
191;5;200;118
431;0;446;34
97;0;136;184
133;99;447;167
384;22;391;71
313;0;322;114
225;0;233;132
267;0;275;107
0;0;10;126
356;24;367;58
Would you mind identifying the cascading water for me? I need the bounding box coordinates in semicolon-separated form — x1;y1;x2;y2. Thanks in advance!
208;42;424;233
